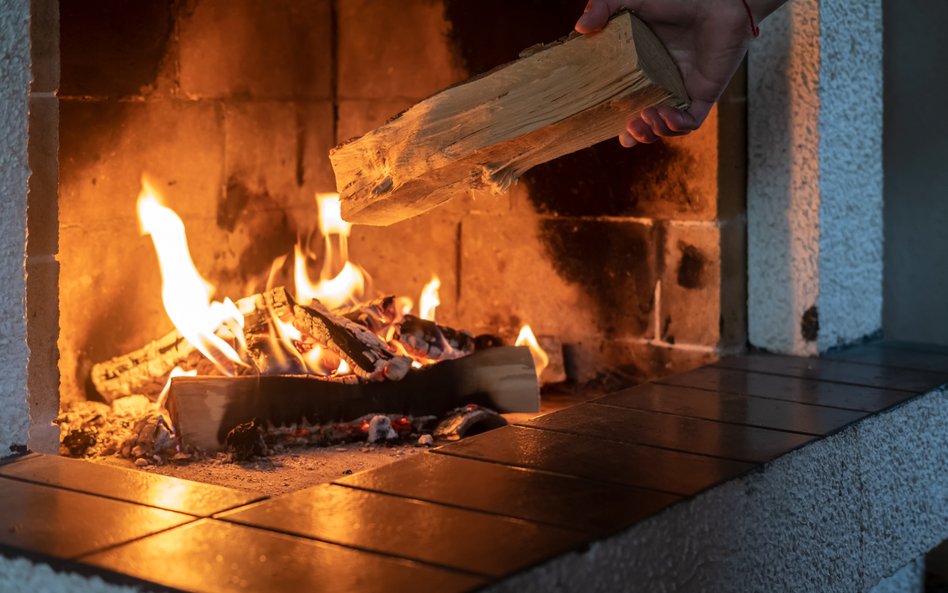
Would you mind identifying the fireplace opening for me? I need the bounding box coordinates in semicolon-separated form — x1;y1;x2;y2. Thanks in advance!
52;0;746;493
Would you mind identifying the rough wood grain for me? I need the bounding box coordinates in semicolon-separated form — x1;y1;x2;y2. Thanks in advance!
90;330;196;403
331;11;689;226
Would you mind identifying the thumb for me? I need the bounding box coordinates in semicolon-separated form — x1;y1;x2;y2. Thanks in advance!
576;0;623;34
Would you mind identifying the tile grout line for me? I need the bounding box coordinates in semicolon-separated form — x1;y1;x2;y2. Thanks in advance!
70;518;202;562
584;399;852;437
0;472;265;518
213;517;495;581
510;422;808;466
328;482;600;535
429;447;696;498
651;376;910;412
710;363;935;393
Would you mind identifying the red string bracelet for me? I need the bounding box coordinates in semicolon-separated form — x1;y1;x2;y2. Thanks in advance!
741;0;761;38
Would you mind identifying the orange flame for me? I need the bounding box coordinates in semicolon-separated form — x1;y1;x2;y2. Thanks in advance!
419;276;441;322
137;179;247;375
515;325;549;378
294;194;366;309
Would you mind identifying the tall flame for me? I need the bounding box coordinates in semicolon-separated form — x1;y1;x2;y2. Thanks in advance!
515;325;549;378
294;193;365;309
137;179;246;375
419;276;441;322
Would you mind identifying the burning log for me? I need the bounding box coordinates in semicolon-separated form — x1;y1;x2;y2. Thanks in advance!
338;295;401;335
90;329;196;403
167;345;539;451
394;314;475;361
241;287;411;381
330;11;688;226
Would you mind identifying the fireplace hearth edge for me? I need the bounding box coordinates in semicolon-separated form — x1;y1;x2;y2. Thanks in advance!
0;342;944;593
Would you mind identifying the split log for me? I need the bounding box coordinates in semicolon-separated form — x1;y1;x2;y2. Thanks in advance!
395;315;475;361
90;329;195;403
338;296;400;335
167;346;539;451
331;11;688;226
241;287;411;381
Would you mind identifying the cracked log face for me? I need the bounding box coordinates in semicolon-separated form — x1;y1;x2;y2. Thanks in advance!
330;11;688;226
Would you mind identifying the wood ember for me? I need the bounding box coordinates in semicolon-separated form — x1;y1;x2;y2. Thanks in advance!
394;315;475;361
434;405;508;441
55;396;176;465
241;287;411;381
225;419;267;461
339;296;401;335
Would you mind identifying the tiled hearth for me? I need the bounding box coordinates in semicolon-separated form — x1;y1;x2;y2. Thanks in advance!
1;341;945;592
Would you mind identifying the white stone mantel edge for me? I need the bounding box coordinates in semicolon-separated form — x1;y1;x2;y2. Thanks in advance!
485;387;947;593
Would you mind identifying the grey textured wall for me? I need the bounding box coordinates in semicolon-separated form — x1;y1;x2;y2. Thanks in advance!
883;0;948;346
0;0;32;457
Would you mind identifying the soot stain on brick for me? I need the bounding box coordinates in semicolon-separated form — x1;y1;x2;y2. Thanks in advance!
442;0;585;76
219;177;254;232
539;219;655;337
60;0;174;97
677;242;707;289
801;305;820;342
219;178;296;283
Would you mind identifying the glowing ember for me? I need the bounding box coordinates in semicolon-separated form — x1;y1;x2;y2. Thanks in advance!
137;179;247;375
419;276;441;322
515;325;549;378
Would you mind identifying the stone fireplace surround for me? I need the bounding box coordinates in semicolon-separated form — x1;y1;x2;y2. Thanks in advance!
1;0;944;592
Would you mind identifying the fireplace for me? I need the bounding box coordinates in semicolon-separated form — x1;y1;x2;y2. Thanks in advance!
29;0;750;468
3;2;946;591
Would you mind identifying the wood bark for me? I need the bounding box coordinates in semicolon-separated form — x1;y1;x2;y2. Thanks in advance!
90;330;196;403
331;11;688;226
168;346;540;451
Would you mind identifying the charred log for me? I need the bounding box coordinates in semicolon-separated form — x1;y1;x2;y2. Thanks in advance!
394;315;475;361
168;346;539;451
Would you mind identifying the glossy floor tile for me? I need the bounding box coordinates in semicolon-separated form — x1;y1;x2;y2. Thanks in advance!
219;483;589;578
657;366;915;412
595;382;867;436
335;452;681;535
714;354;948;393
435;425;754;496
0;455;262;516
522;403;814;463
0;476;193;560
82;519;485;593
822;344;948;373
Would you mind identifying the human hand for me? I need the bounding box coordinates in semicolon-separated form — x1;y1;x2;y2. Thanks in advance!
577;0;781;146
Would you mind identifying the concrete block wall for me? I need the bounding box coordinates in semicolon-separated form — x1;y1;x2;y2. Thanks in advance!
0;0;32;457
748;0;884;355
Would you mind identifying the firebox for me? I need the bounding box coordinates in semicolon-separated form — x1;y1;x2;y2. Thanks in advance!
40;0;749;472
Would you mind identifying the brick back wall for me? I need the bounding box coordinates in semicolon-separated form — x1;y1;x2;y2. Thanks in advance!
57;0;745;402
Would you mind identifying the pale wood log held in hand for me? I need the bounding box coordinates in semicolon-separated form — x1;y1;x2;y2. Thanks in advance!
167;346;540;451
330;11;689;226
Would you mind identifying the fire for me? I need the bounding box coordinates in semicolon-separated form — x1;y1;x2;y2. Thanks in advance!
294;194;366;310
137;179;247;375
419;276;441;321
515;325;549;378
